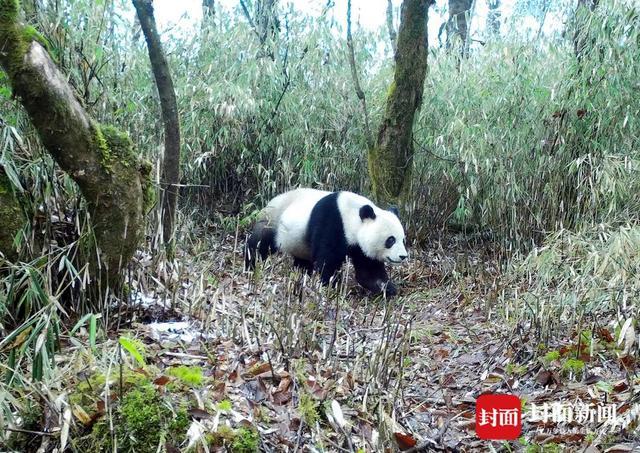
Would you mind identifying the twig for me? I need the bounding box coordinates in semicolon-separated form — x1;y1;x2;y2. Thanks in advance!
413;137;462;164
293;418;305;453
4;427;56;437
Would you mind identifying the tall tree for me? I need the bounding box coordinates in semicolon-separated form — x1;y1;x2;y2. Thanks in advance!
368;0;435;207
133;0;181;253
487;0;501;38
0;0;152;288
239;0;279;54
386;0;397;52
256;0;278;44
202;0;215;21
447;0;473;57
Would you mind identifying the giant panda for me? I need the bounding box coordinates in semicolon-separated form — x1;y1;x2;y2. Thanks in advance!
245;188;408;296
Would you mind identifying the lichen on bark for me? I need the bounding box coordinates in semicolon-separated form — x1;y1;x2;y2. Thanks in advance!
0;0;152;288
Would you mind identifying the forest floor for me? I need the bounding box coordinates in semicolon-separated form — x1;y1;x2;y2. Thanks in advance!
17;229;638;452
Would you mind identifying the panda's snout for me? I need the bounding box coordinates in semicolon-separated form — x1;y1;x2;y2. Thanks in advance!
399;254;408;261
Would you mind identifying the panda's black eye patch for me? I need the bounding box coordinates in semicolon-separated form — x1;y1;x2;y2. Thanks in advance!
385;236;396;248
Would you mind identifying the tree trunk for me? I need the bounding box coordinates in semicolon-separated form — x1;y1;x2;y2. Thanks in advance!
0;167;23;262
0;0;153;287
532;0;550;40
386;0;397;52
447;0;473;58
368;0;434;207
202;0;214;21
256;0;278;45
239;0;279;58
133;0;181;253
487;0;501;38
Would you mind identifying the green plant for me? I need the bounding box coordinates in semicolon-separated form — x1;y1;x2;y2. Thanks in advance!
543;350;561;363
298;392;320;426
88;383;189;453
562;358;585;375
230;427;260;453
167;365;204;387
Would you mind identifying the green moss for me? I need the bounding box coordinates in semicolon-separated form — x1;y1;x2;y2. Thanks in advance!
562;358;585;374
231;427;260;453
22;24;49;50
69;370;148;410
0;0;29;80
92;123;156;214
167;365;203;387
297;392;319;426
217;399;232;412
102;125;135;164
95;123;137;172
204;426;258;452
88;383;188;453
138;158;156;214
542;350;560;363
205;425;235;448
386;79;396;100
0;1;52;79
0;0;19;23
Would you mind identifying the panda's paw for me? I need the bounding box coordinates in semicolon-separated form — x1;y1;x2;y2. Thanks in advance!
381;281;397;298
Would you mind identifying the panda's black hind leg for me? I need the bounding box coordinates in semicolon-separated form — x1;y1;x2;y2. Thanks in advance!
314;254;346;287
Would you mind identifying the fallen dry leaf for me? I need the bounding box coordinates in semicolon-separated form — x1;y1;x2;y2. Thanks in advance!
154;375;171;386
72;404;92;425
394;432;417;450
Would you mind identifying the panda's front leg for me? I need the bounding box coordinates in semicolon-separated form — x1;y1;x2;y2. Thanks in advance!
352;255;397;297
314;255;346;286
293;257;314;275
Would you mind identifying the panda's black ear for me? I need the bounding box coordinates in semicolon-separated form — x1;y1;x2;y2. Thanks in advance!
388;206;400;218
359;205;376;221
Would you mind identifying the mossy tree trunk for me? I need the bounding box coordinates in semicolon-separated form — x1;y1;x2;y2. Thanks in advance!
0;0;153;288
0;167;23;262
133;0;181;254
368;0;434;207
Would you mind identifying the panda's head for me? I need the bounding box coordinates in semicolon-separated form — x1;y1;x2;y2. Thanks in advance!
357;205;408;264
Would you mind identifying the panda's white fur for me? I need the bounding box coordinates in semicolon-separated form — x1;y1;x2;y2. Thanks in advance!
264;188;330;260
261;188;407;264
246;188;408;295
